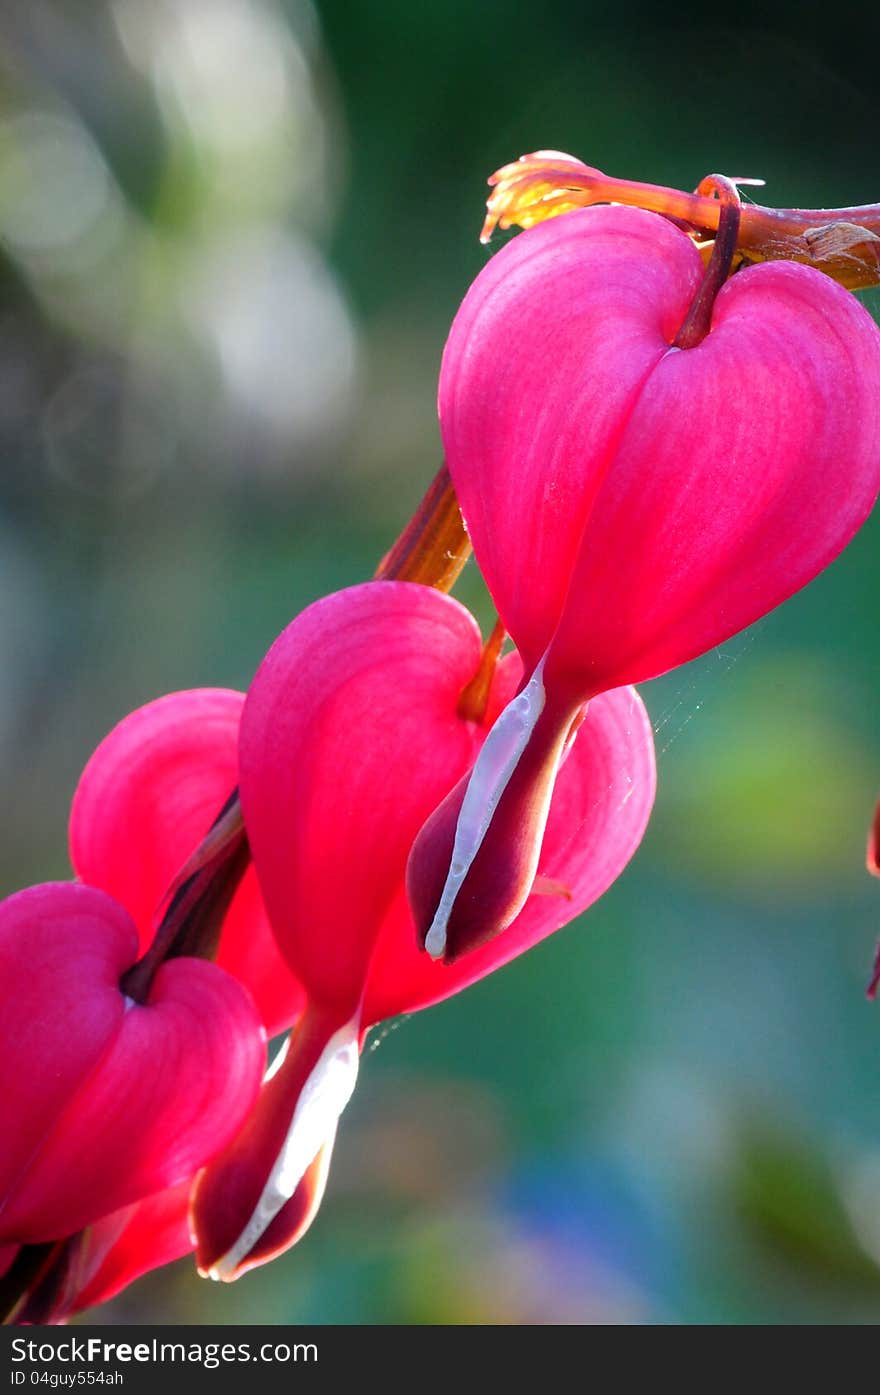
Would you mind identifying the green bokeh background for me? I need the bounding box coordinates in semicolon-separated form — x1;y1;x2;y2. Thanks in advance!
2;0;880;1325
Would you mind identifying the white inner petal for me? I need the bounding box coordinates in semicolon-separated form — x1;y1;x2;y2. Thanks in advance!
424;654;548;960
209;1015;360;1280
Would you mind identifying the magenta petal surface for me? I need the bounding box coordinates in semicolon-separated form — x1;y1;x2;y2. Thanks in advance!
0;882;266;1243
67;1180;193;1316
0;884;132;1228
367;682;656;1021
239;582;485;1014
440;206;880;695
439;205;702;676
70;688;304;1035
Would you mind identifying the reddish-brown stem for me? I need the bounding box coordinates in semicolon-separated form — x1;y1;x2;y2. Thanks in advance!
674;176;742;349
374;462;471;592
569;172;880;244
120;789;250;1004
457;618;506;723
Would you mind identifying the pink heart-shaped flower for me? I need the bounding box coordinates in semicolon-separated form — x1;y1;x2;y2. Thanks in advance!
439;205;880;698
0;882;266;1244
191;580;656;1279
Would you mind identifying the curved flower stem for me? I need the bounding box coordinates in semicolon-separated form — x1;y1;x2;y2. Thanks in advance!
482;154;880;289
674;176;742;348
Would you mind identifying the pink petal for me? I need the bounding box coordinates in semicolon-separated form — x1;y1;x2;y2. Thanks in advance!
439;206;702;676
366;683;656;1020
239;582;485;1015
70;689;304;1035
66;1179;193;1315
0;883;132;1225
0;883;266;1243
546;258;880;694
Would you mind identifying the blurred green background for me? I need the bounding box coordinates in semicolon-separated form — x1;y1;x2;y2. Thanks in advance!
2;0;880;1325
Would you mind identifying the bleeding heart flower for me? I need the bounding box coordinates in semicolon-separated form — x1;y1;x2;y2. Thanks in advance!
191;579;655;1278
70;688;304;1036
0;882;266;1244
441;206;880;692
410;204;880;960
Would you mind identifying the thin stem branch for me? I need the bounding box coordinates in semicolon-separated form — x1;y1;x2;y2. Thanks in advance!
674;176;742;348
120;790;249;1004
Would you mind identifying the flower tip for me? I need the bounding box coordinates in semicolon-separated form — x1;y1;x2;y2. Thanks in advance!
867;798;880;876
423;919;449;961
407;788;462;959
196;1134;336;1282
